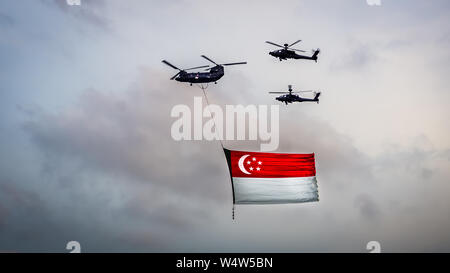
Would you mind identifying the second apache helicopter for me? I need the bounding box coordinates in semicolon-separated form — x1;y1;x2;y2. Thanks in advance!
269;85;321;105
266;39;320;62
162;55;246;86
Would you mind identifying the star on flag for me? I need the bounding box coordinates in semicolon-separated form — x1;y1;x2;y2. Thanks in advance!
243;156;262;173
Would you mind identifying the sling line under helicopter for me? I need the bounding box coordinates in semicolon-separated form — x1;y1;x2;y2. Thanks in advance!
195;83;236;220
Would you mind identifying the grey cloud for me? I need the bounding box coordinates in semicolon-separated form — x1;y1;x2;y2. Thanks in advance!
1;0;450;252
2;65;449;252
7;68;367;251
0;13;14;27
330;43;379;72
41;0;110;29
23;71;230;200
354;194;380;220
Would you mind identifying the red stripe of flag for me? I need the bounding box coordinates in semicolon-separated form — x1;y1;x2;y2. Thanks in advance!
228;150;316;178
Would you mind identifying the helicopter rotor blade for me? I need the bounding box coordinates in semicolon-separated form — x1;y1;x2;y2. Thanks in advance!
221;62;247;66
200;55;219;65
269;91;317;94
288;40;302;48
265;41;284;48
184;65;210;71
170;72;181;80
291;48;306;53
162;60;181;71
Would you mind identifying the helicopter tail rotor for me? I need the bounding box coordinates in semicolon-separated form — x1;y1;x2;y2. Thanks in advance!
314;91;321;103
312;48;320;62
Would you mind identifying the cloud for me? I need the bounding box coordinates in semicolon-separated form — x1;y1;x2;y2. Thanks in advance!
0;13;14;27
330;42;379;72
354;194;380;220
1;0;450;252
42;0;110;30
9;67;447;251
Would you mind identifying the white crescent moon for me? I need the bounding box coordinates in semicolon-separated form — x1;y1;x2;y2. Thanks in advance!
238;154;251;175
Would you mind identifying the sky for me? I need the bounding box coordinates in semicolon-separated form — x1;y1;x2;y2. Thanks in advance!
0;0;449;252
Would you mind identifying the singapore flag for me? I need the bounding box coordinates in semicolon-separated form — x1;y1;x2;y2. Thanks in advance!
223;149;319;204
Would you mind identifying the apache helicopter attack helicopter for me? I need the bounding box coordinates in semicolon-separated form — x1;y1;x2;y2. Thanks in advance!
162;56;246;86
269;85;321;105
266;39;320;62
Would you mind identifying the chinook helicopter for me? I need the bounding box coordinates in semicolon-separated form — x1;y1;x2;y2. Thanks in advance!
269;85;321;105
266;39;320;62
162;56;246;86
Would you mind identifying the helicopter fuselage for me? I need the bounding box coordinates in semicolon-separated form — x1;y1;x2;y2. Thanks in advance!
175;65;225;84
275;93;320;104
269;49;319;62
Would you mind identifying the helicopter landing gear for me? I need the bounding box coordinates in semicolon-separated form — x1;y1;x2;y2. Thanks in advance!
215;82;217;84
190;83;192;86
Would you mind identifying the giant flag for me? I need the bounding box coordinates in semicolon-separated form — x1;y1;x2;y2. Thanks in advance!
223;149;319;204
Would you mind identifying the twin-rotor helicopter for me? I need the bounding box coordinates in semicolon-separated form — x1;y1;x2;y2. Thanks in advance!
162;55;246;86
162;39;322;105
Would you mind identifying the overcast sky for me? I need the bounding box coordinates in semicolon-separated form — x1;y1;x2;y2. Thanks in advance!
0;0;449;252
